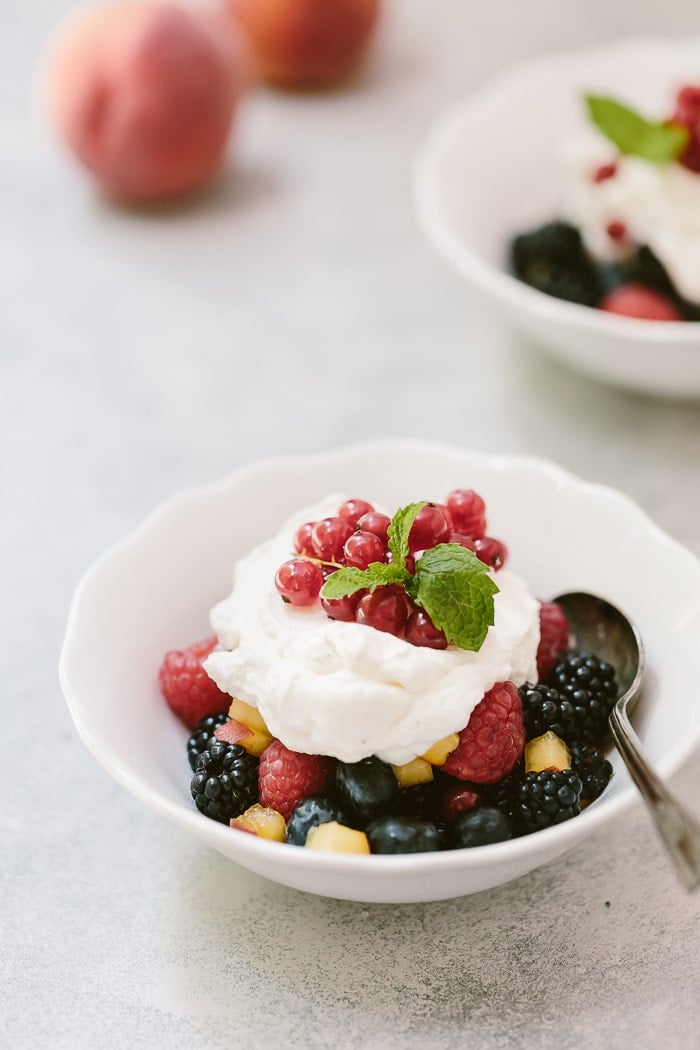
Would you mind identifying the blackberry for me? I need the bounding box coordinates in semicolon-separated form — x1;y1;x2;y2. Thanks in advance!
190;741;258;824
286;794;353;846
570;745;613;802
510;221;602;306
366;816;442;854
517;769;582;832
187;712;230;772
547;649;619;746
481;763;524;829
519;682;578;746
448;807;514;849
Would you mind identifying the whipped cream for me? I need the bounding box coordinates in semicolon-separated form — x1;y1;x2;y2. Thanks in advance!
205;495;540;766
559;130;700;304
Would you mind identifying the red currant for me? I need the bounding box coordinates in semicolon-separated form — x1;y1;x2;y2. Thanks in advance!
320;591;364;621
356;511;390;544
293;521;316;556
445;489;487;538
405;609;448;649
606;220;627;243
338;498;374;528
474;536;508;571
311;517;353;562
344;531;386;569
670;86;700;172
592;161;618;183
408;505;451;552
437;503;454;529
448;531;476;551
274;559;324;605
356;585;408;636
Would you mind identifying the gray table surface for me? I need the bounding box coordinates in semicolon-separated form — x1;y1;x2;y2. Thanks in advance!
4;1;700;1047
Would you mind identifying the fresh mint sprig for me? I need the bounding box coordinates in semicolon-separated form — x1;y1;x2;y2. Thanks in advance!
320;501;499;652
386;501;426;571
585;94;688;164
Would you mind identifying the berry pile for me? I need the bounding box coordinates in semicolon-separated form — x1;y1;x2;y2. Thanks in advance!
273;491;507;646
511;226;695;320
159;486;621;855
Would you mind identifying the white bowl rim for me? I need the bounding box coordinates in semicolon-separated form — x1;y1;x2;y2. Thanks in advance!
59;438;700;879
413;34;700;344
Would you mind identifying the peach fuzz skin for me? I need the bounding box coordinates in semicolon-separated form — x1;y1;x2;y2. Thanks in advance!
44;2;247;203
229;0;379;89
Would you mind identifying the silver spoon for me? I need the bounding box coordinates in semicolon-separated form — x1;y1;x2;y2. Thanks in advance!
554;591;700;890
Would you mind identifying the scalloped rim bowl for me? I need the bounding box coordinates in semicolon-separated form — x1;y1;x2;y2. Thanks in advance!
413;37;700;398
60;440;700;902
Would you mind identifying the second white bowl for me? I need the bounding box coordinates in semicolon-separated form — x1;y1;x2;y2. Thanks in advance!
414;37;700;398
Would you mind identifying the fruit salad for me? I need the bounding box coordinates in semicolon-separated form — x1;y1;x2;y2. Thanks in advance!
510;87;700;321
159;490;616;855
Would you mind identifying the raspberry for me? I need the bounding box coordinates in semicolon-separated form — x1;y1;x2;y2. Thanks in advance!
159;637;229;729
258;740;334;820
536;601;570;679
441;682;525;785
599;284;683;321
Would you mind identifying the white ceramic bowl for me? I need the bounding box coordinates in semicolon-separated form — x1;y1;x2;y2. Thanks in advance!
414;37;700;398
60;440;700;902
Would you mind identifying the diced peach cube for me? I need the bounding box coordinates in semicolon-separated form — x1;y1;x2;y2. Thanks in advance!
421;733;460;766
305;821;370;854
391;758;433;788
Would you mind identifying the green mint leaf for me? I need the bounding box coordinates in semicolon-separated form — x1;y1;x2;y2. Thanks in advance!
321;562;408;600
409;543;499;651
585;94;688;164
387;502;427;570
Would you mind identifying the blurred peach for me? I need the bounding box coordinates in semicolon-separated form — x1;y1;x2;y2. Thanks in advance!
229;0;380;89
44;2;247;203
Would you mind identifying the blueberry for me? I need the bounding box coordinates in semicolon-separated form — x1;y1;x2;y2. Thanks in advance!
286;794;352;846
449;807;513;849
366;816;442;854
336;756;400;824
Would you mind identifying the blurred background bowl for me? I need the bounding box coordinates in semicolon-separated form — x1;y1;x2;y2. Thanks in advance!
414;36;700;398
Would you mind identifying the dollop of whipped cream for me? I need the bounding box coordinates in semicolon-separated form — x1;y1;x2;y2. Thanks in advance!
205;495;540;766
559;130;700;303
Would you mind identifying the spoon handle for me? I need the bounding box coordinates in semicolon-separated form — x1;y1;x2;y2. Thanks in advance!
610;705;700;890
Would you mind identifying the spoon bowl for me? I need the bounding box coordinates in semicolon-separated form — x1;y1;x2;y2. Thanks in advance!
553;592;644;699
555;591;700;890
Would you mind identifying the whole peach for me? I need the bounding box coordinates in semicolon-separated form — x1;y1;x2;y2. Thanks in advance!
45;2;246;202
229;0;380;89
